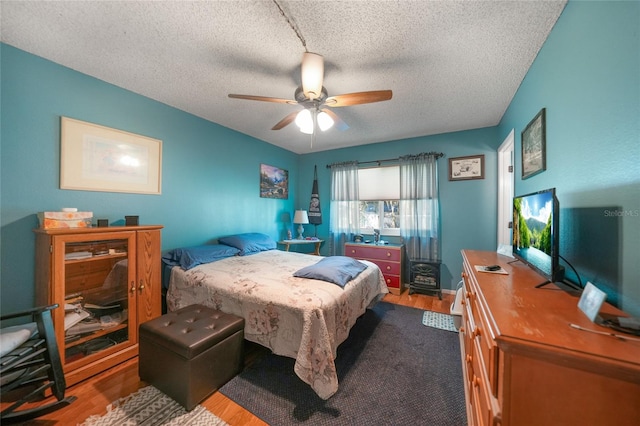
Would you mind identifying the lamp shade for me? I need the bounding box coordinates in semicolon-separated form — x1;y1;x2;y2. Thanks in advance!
293;210;309;224
301;52;324;100
295;109;334;134
317;111;334;131
295;109;314;134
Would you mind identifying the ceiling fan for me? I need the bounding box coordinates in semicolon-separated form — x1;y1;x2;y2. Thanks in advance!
228;52;392;135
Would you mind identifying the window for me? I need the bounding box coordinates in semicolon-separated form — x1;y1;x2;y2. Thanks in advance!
358;200;400;235
358;166;400;236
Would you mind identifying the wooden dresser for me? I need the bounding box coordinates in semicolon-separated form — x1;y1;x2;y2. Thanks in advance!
460;250;640;426
345;242;404;294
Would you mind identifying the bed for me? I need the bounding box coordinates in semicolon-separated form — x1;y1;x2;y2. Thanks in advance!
164;233;388;399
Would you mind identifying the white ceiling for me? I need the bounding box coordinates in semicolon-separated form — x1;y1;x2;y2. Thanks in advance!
0;0;567;154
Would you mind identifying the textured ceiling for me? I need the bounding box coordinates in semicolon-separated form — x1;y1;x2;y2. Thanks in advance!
1;0;567;154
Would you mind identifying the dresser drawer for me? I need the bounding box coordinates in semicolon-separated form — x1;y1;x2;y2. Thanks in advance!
464;266;498;397
345;245;401;261
366;259;401;276
462;302;475;384
471;336;499;426
383;274;401;289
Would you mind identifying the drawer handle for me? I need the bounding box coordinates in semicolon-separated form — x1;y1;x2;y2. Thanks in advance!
386;279;391;284
466;354;472;364
386;266;391;271
351;249;356;254
386;252;391;257
139;279;145;292
130;281;136;293
473;327;481;338
473;375;481;387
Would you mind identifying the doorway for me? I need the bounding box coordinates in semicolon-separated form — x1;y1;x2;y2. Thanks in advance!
497;130;514;248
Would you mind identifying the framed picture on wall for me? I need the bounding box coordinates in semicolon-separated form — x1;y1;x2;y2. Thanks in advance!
60;117;162;194
449;154;485;181
521;108;546;179
260;163;289;199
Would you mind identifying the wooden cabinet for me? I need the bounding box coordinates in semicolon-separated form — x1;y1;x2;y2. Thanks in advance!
460;250;640;426
34;225;163;386
345;243;404;294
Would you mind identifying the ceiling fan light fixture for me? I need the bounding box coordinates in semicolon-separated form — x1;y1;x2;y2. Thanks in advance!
317;111;334;131
295;109;314;134
301;52;324;100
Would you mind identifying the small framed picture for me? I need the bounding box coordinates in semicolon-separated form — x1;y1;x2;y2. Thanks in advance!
521;108;546;179
449;154;484;181
578;281;607;322
260;163;289;199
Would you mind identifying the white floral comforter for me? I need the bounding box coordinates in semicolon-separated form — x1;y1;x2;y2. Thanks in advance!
166;250;388;399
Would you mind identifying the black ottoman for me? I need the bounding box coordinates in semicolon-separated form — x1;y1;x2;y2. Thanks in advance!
138;304;244;410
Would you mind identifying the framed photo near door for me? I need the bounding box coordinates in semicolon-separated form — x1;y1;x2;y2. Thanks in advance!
521;108;546;179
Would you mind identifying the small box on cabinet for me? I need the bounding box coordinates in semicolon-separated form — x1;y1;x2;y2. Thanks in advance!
125;216;139;226
38;211;93;229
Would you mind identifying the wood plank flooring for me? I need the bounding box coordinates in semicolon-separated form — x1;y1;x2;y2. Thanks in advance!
4;291;454;425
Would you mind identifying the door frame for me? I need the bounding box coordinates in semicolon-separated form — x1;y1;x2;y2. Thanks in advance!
497;129;515;248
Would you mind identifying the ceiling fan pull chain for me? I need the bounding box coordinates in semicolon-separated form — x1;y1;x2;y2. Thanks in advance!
311;108;318;149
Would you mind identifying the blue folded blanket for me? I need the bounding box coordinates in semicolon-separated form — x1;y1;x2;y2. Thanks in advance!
293;256;367;287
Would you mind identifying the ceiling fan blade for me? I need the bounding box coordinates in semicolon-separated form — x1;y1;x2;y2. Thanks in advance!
272;111;299;130
320;108;349;131
325;90;393;107
228;94;296;105
301;52;324;100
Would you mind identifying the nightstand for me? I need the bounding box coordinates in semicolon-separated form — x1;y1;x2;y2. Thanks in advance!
278;239;323;255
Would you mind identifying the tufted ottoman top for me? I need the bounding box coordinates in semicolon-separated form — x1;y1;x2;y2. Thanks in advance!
139;304;244;359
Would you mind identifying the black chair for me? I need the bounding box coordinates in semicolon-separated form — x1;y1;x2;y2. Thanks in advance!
1;304;76;423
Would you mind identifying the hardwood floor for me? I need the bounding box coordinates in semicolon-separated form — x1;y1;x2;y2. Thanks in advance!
4;291;454;425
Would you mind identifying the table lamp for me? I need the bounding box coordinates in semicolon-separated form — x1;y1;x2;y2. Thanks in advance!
293;210;309;239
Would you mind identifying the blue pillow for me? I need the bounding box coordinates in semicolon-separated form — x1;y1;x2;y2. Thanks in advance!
218;233;277;255
162;244;240;270
293;256;367;287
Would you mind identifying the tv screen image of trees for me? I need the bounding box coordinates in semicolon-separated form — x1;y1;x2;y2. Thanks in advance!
513;191;554;275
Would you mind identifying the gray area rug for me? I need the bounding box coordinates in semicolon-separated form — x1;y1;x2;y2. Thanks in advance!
80;386;227;426
220;302;466;425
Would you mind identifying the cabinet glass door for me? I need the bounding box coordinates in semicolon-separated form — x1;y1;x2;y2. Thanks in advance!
62;236;133;365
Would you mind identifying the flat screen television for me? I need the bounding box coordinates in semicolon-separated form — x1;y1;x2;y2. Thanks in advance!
512;188;564;286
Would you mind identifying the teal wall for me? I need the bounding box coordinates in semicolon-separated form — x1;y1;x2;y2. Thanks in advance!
2;0;638;315
1;44;298;313
497;0;640;315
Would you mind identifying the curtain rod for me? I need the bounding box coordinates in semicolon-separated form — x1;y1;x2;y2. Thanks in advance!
325;151;444;169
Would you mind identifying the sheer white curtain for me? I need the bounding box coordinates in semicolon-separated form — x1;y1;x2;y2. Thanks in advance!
399;154;440;260
329;162;360;255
